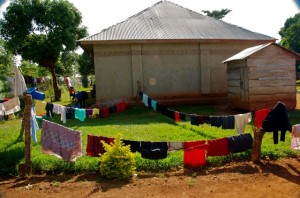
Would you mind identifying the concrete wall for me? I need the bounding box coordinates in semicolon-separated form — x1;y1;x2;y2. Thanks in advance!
93;41;269;105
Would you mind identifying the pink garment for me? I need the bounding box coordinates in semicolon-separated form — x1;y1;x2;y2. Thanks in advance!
41;120;82;162
291;125;300;150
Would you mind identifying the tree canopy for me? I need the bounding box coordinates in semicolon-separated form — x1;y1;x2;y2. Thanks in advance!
0;0;87;100
279;13;300;53
0;39;15;76
77;51;94;87
202;9;231;20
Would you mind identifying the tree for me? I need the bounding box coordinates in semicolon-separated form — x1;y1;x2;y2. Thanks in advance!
279;13;300;53
202;9;231;20
0;39;15;76
77;51;94;87
0;0;87;101
56;51;79;77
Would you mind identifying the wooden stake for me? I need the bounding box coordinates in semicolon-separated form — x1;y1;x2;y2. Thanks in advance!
251;127;265;164
23;94;32;176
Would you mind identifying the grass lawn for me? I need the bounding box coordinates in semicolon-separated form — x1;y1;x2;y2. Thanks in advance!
0;87;299;177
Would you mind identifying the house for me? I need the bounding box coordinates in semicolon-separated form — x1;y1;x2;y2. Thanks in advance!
79;0;275;106
223;42;300;111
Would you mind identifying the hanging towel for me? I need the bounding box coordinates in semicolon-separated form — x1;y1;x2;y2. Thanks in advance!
41;120;82;162
142;93;149;107
175;111;180;122
261;102;292;144
109;105;117;113
221;115;235;129
66;107;75;119
52;104;60;114
167;142;184;151
140;142;168;160
100;107;109;118
254;108;270;129
210;116;222;128
35;100;47;116
3;97;21;115
179;112;186;121
207;138;229;156
31;106;39;142
86;135;115;157
120;101;126;111
228;133;253;153
14;65;27;97
191;114;199;126
59;105;66;124
151;100;157;111
86;108;93;117
75;108;86;122
184;141;207;167
147;98;153;109
291;125;300;150
234;113;252;134
93;108;100;116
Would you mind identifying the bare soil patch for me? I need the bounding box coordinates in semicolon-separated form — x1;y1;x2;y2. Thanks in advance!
1;157;299;198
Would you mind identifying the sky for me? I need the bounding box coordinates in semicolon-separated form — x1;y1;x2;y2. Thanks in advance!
0;0;299;41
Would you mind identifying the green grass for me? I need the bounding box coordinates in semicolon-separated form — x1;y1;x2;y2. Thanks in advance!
0;87;299;176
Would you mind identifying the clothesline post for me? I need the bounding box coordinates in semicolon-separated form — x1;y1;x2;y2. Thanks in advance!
19;94;32;177
251;127;265;164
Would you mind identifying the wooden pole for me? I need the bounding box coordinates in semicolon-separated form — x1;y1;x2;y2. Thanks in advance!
251;127;265;164
21;94;32;176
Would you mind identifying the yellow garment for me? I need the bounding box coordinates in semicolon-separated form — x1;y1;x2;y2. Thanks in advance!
35;100;47;116
92;108;100;116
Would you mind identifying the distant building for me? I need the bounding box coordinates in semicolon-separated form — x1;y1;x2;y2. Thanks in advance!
223;43;300;111
79;0;275;105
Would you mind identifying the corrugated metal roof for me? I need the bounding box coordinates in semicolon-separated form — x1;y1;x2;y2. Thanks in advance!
222;43;273;63
79;0;275;42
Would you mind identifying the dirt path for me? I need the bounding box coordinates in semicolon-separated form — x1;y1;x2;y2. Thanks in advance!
1;157;299;198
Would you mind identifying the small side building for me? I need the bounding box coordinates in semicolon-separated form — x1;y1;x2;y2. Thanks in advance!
223;42;300;111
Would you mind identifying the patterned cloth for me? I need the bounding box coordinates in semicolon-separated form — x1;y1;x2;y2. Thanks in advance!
3;97;21;115
41;120;82;162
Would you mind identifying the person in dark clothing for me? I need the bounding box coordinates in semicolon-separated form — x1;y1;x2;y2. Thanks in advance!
74;91;89;108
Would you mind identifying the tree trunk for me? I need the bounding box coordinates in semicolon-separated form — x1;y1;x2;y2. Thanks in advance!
49;64;60;101
40;57;60;101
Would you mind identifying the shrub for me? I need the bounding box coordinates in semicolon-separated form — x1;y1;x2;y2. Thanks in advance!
99;134;136;180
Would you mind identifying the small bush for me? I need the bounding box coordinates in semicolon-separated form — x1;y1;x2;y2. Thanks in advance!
99;134;136;180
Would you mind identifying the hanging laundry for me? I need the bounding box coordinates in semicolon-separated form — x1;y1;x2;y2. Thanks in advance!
109;105;117;113
190;114;199;126
261;102;292;144
167;142;184;151
66;107;75;119
31;106;39;142
75;108;86;122
254;108;270;129
92;108;100;117
14;65;27;97
86;108;93;117
100;107;109;118
221;115;235;129
210;116;222;128
59;105;66;124
291;125;300;150
184;140;207;167
140;142;168;160
3;97;21;115
161;108;175;120
179;112;186;121
120;101;126;111
234;112;252;134
0;103;5;116
142;93;149;107
41;120;82;162
52;104;60;114
228;133;253;153
86;135;115;157
35;100;47;116
207;137;229;156
203;116;211;124
147;98;153;109
151;100;157;111
122;140;141;152
45;103;54;118
175;111;180;122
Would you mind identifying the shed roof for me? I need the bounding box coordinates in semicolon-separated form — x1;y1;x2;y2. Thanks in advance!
222;42;300;63
79;0;275;45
